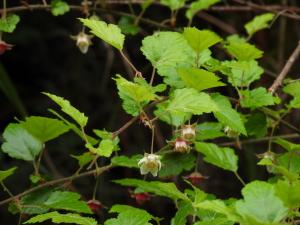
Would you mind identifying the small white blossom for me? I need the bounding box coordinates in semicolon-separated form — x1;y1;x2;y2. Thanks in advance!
138;153;161;177
174;137;191;153
181;124;196;139
71;32;92;54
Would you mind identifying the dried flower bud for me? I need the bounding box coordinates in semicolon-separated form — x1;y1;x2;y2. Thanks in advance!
138;153;161;177
130;192;151;205
87;199;102;214
181;124;196;139
224;126;239;138
71;32;92;54
173;137;191;153
0;40;13;55
184;172;208;186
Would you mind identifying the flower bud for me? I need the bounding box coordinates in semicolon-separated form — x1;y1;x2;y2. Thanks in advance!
130;192;151;205
0;40;13;55
184;172;208;186
71;32;92;54
138;153;161;177
181;124;196;139
174;137;191;153
224;126;239;138
87;199;102;214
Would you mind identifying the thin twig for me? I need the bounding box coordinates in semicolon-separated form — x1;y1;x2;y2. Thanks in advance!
268;41;300;94
0;164;112;207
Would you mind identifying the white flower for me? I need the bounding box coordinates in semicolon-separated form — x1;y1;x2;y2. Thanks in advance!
138;153;161;177
71;32;92;54
181;124;196;139
174;137;191;153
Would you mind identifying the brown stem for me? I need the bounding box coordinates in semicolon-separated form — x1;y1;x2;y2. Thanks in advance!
269;41;300;94
0;164;112;207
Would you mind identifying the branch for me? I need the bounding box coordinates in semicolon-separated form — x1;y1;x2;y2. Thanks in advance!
0;164;112;207
268;41;300;94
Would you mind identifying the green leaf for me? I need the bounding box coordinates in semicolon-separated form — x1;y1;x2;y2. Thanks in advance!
43;93;88;128
95;139;115;157
245;112;267;138
274;138;300;152
221;60;263;87
114;75;160;116
196;122;225;140
114;178;190;201
171;201;194;225
80;18;125;50
186;0;220;20
0;14;20;33
166;88;218;115
105;205;154;225
195;142;238;172
235;181;288;225
71;152;93;168
245;13;275;37
183;27;222;54
159;153;196;177
118;16;139;35
240;87;275;109
194;218;234;225
141;31;195;88
283;80;300;97
1;123;44;161
195;200;239;222
24;211;97;225
211;93;246;135
51;0;70;16
160;0;186;11
275;179;300;208
19;116;70;142
177;68;225;91
0;167;17;182
111;154;142;168
154;101;191;127
224;42;263;61
44;191;92;214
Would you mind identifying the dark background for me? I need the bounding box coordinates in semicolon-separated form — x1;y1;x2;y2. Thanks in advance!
1;0;300;224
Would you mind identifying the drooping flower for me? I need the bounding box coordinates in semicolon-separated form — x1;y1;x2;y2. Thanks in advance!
169;137;191;153
87;199;102;214
184;172;208;186
0;40;13;55
224;126;239;138
130;191;151;205
181;124;196;139
71;32;92;54
138;153;161;177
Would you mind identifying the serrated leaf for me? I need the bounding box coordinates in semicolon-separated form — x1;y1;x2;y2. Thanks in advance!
141;31;195;88
0;14;20;33
160;0;186;11
105;205;154;225
245;13;275;37
1;123;44;161
194;218;234;225
283;80;300;97
186;0;220;20
159;153;196;177
245;112;267;138
118;16;139;35
183;27;222;54
111;154;142;168
240;87;275;109
166;88;218;115
196;122;225;140
95;139;115;157
51;0;70;16
44;93;88;128
80;18;125;50
275;179;300;208
19;116;70;142
225;42;263;61
273;138;300;152
221;60;263;87
195;142;238;172
171;201;194;225
114;178;190;201
0;167;17;182
44;191;92;214
114;75;159;116
195;200;239;222
211;93;246;135
24;211;97;225
177;68;225;91
235;181;288;225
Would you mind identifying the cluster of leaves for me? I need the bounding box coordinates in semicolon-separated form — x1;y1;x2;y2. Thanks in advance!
0;1;300;225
